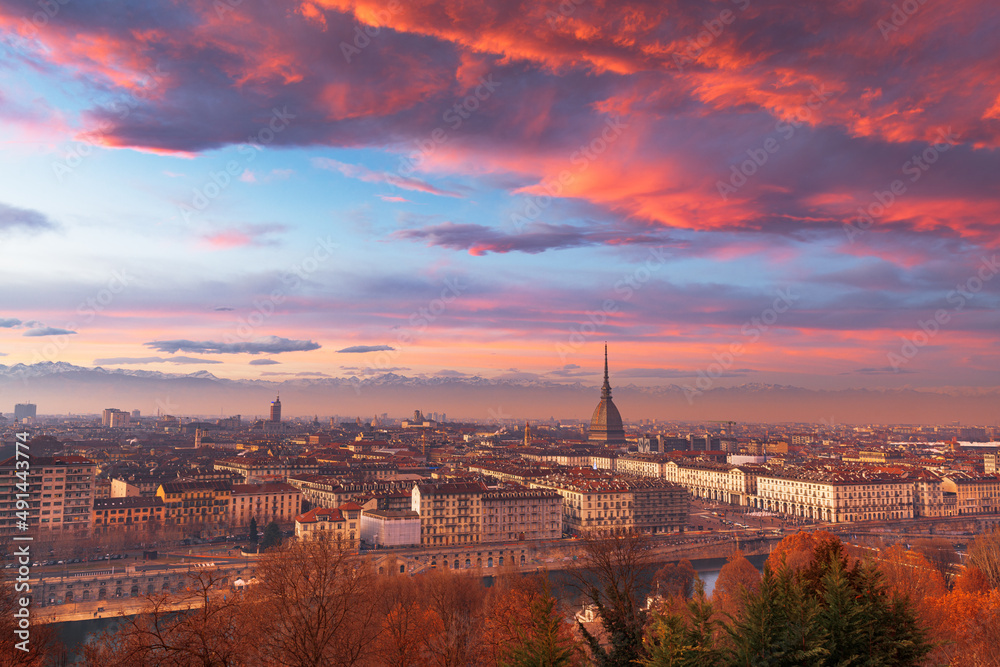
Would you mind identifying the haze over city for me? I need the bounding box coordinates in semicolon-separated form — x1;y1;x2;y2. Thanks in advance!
2;0;999;420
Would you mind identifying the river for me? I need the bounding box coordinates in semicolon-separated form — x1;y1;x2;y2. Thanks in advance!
54;554;768;661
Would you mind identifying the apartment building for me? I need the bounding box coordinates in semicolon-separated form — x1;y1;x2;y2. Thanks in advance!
214;456;320;482
156;480;232;528
481;487;562;543
529;475;634;535
411;481;485;547
111;474;174;497
900;469;954;518
92;496;164;533
0;455;96;535
616;453;665;479
754;469;914;523
294;502;363;548
941;473;1000;515
360;509;420;548
286;475;415;509
627;478;690;534
662;459;759;506
466;461;558;485
229;482;302;527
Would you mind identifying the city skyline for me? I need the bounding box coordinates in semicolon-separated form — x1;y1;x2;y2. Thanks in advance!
2;1;999;416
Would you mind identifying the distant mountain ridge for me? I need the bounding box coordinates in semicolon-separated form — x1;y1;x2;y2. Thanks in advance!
1;362;997;424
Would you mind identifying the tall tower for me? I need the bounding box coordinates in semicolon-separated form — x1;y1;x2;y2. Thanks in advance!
270;395;282;423
588;344;626;446
14;403;36;422
524;421;531;447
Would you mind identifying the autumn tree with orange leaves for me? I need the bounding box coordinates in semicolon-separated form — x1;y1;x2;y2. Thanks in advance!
711;549;761;618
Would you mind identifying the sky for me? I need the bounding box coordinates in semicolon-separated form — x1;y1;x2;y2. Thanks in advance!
1;0;999;405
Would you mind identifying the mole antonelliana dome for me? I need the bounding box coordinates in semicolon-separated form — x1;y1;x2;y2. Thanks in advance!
588;344;626;446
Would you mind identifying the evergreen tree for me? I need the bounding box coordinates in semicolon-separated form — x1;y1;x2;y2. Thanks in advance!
846;559;931;667
260;521;282;550
643;582;723;667
818;557;868;665
729;545;930;667
727;565;826;667
249;517;258;544
502;591;578;667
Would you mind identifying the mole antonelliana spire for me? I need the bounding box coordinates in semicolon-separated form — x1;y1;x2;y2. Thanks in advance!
588;343;626;446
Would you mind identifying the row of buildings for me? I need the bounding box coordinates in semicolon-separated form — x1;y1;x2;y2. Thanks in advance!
555;452;1000;523
0;454;305;537
290;473;689;549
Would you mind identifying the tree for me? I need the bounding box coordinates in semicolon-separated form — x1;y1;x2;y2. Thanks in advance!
727;540;931;667
248;517;258;544
642;582;723;667
766;530;843;577
910;538;959;584
924;588;1000;667
84;569;254;666
501;587;581;667
651;559;697;600
968;526;1000;588
260;522;282;550
874;544;946;617
726;564;827;667
375;574;437;667
250;536;383;666
572;528;651;666
419;568;488;667
954;565;991;594
711;550;761;618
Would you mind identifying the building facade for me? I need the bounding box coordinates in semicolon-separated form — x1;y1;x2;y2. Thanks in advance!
294;502;362;548
481;487;563;543
229;482;301;527
411;482;485;547
156;480;232;529
92;496;164;533
941;474;1000;515
0;455;96;535
754;470;914;523
360;509;421;547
